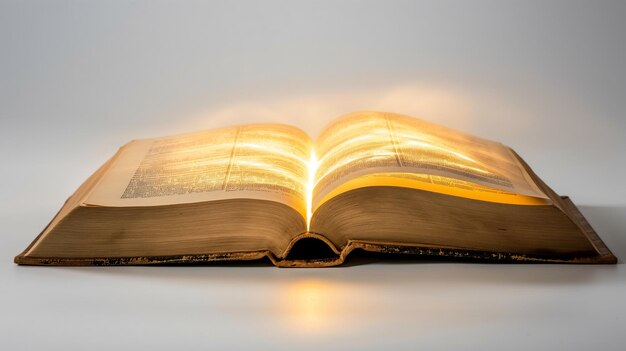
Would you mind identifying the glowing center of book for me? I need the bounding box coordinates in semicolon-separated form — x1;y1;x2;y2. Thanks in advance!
306;150;319;231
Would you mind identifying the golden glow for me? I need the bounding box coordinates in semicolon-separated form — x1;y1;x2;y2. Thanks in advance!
401;139;477;163
238;142;309;164
235;160;306;184
315;147;396;183
99;124;312;216
306;151;319;230
315;129;388;164
115;111;547;218
315;172;550;210
313;113;507;195
279;279;340;334
308;112;549;213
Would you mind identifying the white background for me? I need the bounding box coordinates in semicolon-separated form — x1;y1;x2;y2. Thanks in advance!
1;1;625;350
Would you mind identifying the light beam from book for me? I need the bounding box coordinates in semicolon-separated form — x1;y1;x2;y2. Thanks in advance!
306;151;319;230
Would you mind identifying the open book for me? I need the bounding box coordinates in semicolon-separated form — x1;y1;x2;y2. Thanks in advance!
15;112;616;267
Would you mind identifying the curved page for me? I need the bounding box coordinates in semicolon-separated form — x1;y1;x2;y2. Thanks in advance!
313;112;548;210
86;124;311;218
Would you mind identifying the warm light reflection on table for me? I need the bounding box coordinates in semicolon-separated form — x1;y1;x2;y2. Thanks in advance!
275;278;370;335
282;280;334;332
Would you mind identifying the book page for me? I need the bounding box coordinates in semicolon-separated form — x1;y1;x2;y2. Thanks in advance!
315;172;550;208
85;124;311;217
312;112;548;209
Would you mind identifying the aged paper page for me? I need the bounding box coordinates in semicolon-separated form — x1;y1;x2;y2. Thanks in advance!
313;112;548;209
85;124;311;217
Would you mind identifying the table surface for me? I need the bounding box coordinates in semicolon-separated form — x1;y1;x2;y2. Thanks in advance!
1;1;625;350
